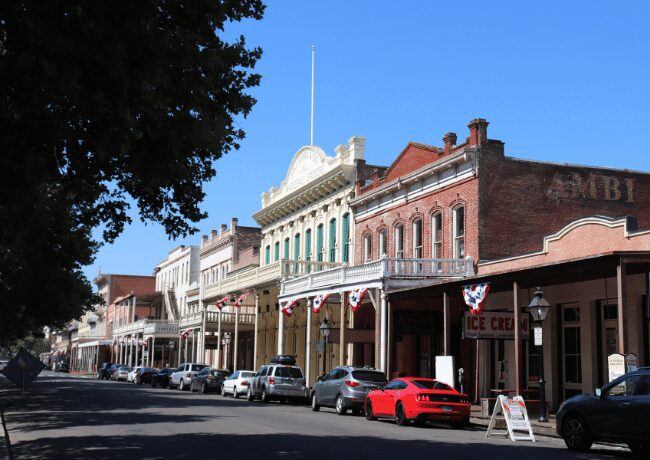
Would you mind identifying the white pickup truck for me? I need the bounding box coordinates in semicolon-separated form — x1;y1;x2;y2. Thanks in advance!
169;363;208;391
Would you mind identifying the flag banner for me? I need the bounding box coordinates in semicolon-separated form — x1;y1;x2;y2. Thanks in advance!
233;292;249;308
349;287;369;312
312;292;331;313
462;283;490;315
215;297;230;310
180;327;193;338
1;347;45;388
281;297;300;317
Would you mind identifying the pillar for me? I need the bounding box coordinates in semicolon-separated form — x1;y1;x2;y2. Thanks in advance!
191;329;196;362
305;299;313;387
254;293;259;370
278;305;285;355
340;293;346;366
380;290;387;373
443;291;450;355
135;335;140;367
513;281;521;396
217;311;222;367
234;308;240;371
617;261;628;353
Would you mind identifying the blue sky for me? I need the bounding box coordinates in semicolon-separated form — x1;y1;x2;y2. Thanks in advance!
83;0;650;280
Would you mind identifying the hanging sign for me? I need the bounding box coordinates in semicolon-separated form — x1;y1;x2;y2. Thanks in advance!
463;312;529;340
486;395;535;442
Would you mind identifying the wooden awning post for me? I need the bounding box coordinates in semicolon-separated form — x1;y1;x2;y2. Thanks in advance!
513;281;521;396
443;291;450;355
617;261;627;354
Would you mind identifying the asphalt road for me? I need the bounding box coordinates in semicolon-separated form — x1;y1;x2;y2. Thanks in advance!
0;372;633;460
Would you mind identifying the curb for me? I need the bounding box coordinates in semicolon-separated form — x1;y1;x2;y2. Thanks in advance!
470;416;559;439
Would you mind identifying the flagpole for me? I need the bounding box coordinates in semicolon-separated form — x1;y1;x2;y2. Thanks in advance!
310;45;315;146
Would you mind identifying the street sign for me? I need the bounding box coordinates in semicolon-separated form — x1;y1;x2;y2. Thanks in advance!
533;327;543;346
486;395;535;442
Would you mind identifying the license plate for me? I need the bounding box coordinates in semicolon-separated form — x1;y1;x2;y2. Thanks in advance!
441;406;453;412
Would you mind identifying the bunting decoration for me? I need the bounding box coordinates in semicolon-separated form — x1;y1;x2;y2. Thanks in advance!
348;287;369;312
215;296;230;310
180;327;193;338
233;292;249;308
462;283;490;315
312;292;331;313
281;297;300;317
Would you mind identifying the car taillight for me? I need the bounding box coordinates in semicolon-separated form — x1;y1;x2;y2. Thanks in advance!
344;380;361;388
241;381;249;386
416;394;430;402
268;377;275;384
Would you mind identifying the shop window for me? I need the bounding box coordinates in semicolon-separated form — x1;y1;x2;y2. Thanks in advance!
562;303;582;400
432;212;442;258
412;219;423;258
453;206;465;258
394;224;404;258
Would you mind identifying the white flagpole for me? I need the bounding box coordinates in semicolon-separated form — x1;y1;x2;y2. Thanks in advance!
310;45;315;146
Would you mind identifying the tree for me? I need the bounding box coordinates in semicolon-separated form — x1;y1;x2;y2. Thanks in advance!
0;0;265;345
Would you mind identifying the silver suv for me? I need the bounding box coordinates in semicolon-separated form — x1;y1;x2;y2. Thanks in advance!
247;364;309;403
311;366;388;415
169;363;208;391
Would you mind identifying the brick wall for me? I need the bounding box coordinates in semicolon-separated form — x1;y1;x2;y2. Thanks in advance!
232;246;260;272
478;152;650;261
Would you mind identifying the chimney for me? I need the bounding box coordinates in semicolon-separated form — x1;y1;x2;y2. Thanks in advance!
442;132;457;155
210;229;218;240
219;224;227;235
202;234;209;246
467;118;489;146
348;136;366;160
230;217;238;233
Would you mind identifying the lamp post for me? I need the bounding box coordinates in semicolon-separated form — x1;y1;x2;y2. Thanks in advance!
167;340;175;367
528;287;550;423
222;332;232;370
319;319;332;376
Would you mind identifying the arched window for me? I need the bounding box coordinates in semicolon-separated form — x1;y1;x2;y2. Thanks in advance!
432;212;442;258
378;229;387;257
305;229;312;262
394;224;404;258
274;241;280;262
316;224;324;262
412;219;423;258
329;218;337;262
453;206;465;258
265;245;271;265
342;213;350;263
364;234;372;263
284;237;290;260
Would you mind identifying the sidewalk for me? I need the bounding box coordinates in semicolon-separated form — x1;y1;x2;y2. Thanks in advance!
469;404;558;438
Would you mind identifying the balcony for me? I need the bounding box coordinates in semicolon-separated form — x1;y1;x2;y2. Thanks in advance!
280;256;474;299
179;307;256;329
113;319;179;337
202;259;341;301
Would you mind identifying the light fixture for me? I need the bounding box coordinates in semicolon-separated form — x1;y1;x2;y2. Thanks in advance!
528;288;550;322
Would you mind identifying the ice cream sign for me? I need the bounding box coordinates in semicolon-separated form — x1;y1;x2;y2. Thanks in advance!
463;312;530;339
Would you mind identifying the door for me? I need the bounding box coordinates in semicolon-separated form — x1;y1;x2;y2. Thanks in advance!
630;375;650;441
320;369;339;405
600;302;618;384
561;304;582;400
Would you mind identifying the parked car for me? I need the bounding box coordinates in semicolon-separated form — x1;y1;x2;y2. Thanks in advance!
556;368;650;455
127;366;143;383
135;367;157;385
0;360;7;371
190;368;230;394
169;363;208;391
311;366;388;415
247;356;309;403
108;363;125;380
222;370;255;398
364;377;470;428
151;368;175;388
56;362;69;373
113;366;132;382
97;362;113;380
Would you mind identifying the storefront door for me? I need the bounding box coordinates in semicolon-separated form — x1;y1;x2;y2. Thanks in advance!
561;303;583;400
600;302;619;385
392;311;440;379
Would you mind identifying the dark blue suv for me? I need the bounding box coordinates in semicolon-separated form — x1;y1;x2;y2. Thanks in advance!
556;368;650;455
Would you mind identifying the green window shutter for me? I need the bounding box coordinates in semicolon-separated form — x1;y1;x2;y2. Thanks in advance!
284;238;289;259
265;245;270;265
317;225;323;262
342;213;350;263
305;230;312;261
294;234;300;260
274;242;280;261
329;218;337;262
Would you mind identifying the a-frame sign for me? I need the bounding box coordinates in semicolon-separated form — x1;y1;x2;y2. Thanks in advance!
485;395;535;442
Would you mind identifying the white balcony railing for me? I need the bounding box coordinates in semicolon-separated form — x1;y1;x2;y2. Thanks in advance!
280;256;474;298
179;308;256;329
113;319;178;336
203;259;341;300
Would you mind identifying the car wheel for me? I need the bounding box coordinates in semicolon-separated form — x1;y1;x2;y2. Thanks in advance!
335;395;347;415
261;387;269;403
365;400;376;421
311;393;320;412
221;385;227;397
562;414;592;452
179;379;185;391
628;442;649;457
247;387;254;402
201;382;208;394
233;386;238;399
395;402;408;426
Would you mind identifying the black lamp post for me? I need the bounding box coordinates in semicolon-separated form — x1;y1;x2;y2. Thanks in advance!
528;287;550;422
319;319;332;376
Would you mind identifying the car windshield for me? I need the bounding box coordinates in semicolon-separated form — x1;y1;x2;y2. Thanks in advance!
120;367;132;372
190;364;207;372
411;379;453;391
274;367;303;378
240;371;254;378
213;370;230;378
351;371;388;384
141;368;155;372
163;368;174;374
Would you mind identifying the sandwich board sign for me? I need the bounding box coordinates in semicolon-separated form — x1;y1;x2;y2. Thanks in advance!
486;395;535;442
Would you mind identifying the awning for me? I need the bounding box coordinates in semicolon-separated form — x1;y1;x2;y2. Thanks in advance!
77;340;113;349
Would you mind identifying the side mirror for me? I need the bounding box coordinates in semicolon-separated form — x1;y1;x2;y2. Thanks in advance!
594;388;602;397
317;375;323;382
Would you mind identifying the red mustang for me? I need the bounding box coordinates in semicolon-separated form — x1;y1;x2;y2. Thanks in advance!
364;377;471;428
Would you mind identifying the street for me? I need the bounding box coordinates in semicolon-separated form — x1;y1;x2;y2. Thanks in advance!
0;372;632;460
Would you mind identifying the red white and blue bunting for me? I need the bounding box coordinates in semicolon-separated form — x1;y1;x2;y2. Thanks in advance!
179;327;193;338
349;287;369;312
233;292;249;308
462;283;490;315
312;292;331;313
281;297;301;317
214;296;229;310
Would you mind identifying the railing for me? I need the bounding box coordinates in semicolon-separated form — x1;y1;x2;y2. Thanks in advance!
203;259;341;299
281;256;474;296
179;308;256;328
113;319;178;336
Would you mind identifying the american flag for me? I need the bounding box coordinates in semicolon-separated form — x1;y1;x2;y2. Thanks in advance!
348;287;369;312
312;292;331;313
461;283;490;315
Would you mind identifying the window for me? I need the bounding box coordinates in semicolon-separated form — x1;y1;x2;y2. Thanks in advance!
432;212;442;258
412;219;423;258
379;229;387;256
274;241;280;262
342;213;350;263
453;206;465;258
283;238;290;260
606;375;641;397
394;224;404;258
363;235;372;263
329;218;337;262
265;245;270;265
294;233;300;273
562;303;582;400
305;229;312;262
316;224;324;262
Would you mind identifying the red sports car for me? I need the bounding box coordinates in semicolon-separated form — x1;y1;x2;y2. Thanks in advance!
364;377;471;428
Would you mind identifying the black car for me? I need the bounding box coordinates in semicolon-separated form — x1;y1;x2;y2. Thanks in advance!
97;362;112;380
190;368;230;394
151;368;174;388
55;362;69;373
556;368;650;455
135;367;157;385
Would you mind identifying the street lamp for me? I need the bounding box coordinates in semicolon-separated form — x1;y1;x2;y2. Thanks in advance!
528;287;550;423
319;319;332;376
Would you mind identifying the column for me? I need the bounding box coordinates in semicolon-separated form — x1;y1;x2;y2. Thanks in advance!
128;335;133;366
340;293;345;366
254;293;259;370
617;261;628;353
184;334;189;363
513;282;521;396
305;298;312;387
151;337;155;367
216;311;222;367
387;300;393;378
374;288;381;367
201;305;207;363
278;304;285;355
135;335;140;367
443;291;450;355
234;308;240;371
380;290;387;373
